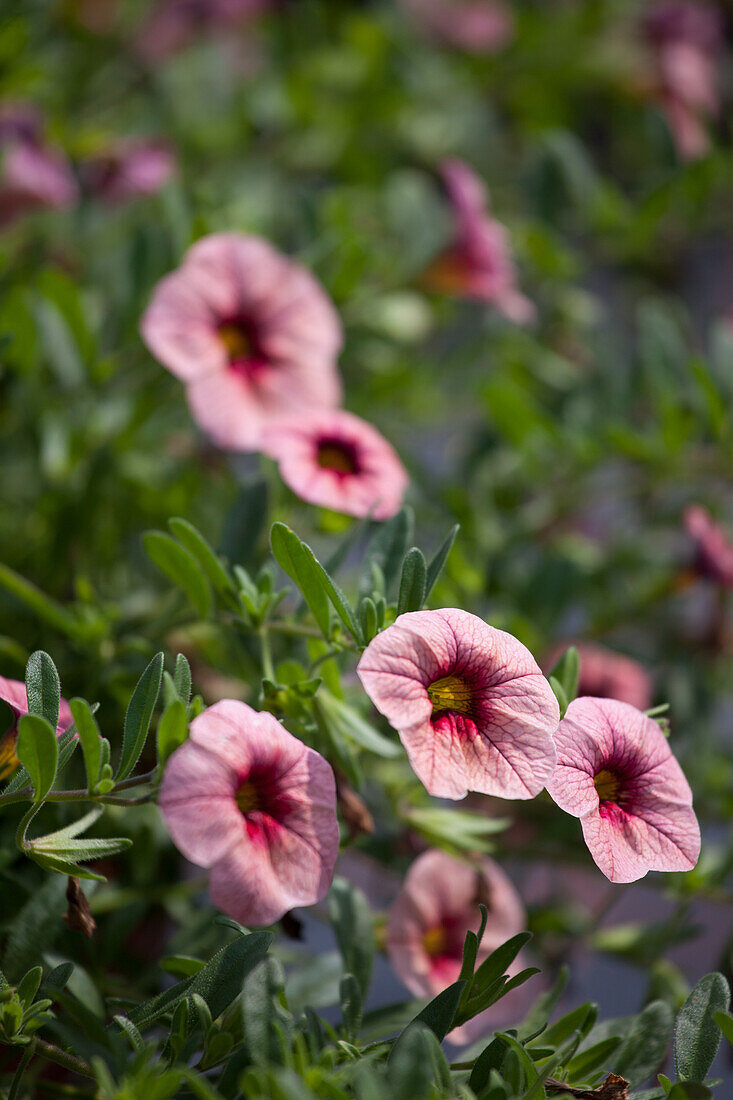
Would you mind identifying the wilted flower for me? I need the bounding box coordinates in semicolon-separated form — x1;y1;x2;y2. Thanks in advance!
642;2;722;160
262;409;409;520
0;676;74;781
0;103;77;227
82;139;175;203
141;233;343;452
683;505;733;588
387;848;526;1042
357;609;559;800
137;0;272;60
425;160;534;323
544;642;653;711
158;700;339;925
400;0;514;54
546;697;700;883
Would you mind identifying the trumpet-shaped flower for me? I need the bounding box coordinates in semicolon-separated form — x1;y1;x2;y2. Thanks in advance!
544;642;653;711
357;609;559;800
141;233;343;451
425;160;534;323
684;505;733;587
262;409;409;520
158;700;339;925
546;697;700;884
0;677;74;781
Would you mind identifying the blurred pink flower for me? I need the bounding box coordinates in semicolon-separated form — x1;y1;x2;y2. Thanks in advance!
684;505;733;588
546;697;700;884
141;233;343;451
262;409;408;520
425;159;534;323
0;103;77;227
387;848;526;1042
82;140;176;203
544;642;653;711
357;609;559;800
158;700;339;925
642;2;723;160
0;676;74;780
137;0;272;60
401;0;514;54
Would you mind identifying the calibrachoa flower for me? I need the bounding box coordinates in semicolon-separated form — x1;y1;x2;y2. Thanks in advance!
357;609;559;800
0;103;77;227
141;233;343;452
401;0;514;54
82;139;175;203
387;848;526;1042
544;642;653;711
262;409;409;520
158;700;339;925
546;697;700;884
0;677;74;781
683;505;733;588
642;1;722;160
425;160;534;323
137;0;272;60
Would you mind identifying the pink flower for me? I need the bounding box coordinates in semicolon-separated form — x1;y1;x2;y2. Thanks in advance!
137;0;272;61
401;0;514;54
158;700;339;925
425;160;534;323
683;505;733;588
546;697;700;884
140;233;343;452
356;609;559;800
82;139;175;203
544;642;653;711
642;2;722;160
0;104;77;228
0;676;74;781
387;848;526;1042
262;409;409;520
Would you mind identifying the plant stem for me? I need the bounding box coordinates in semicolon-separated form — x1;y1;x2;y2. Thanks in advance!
259;625;275;682
0;770;157;809
34;1038;94;1079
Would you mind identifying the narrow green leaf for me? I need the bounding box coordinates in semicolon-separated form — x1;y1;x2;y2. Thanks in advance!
69;698;102;792
169;517;235;596
156;700;188;770
117;653;164;781
25;651;61;731
412;979;466;1041
397;547;427;616
425;524;459;599
143;531;213;619
565;1035;622;1080
675;972;730;1083
547;646;580;708
615;1000;674;1088
714;1010;733;1046
270;523;331;638
310;557;363;644
387;1022;437;1100
328;878;374;1004
16;715;58;802
666;1086;714;1100
340;972;363;1040
174;653;192;705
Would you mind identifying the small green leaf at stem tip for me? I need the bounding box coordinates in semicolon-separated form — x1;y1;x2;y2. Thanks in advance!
157;700;189;770
117;653;164;781
270;523;331;638
143;531;213;620
547;645;580;708
397;547;427;616
15;715;58;803
675;972;730;1083
168;517;235;596
25;651;61;731
69;698;102;792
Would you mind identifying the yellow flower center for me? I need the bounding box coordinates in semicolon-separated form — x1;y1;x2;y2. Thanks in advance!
427;675;473;717
317;441;358;475
235;780;260;814
0;730;19;782
219;323;252;362
422;925;446;958
594;769;620;803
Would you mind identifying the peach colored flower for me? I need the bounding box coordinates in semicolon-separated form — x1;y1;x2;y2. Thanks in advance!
401;0;514;54
0;103;77;227
262;408;409;520
546;697;700;883
0;676;74;781
140;233;343;451
544;642;653;711
424;160;534;323
387;848;526;1043
82;139;175;203
357;609;559;800
684;505;733;587
158;700;339;925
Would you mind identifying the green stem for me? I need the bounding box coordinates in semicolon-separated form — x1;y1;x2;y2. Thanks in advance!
15;802;42;851
8;1038;36;1100
34;1037;94;1079
259;625;275;682
0;770;157;809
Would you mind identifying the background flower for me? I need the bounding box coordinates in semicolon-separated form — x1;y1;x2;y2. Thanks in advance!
544;642;653;711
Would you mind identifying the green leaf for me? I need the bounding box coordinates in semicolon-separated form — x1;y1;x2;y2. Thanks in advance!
310;557;363;644
615;1000;674;1088
666;1086;714;1100
565;1035;622;1080
69;698;102;792
528;1002;596;1050
143;531;213;619
714;1010;733;1047
386;1022;436;1100
220;479;268;567
168;517;235;597
2;877;67;982
16;715;58;803
174;653;192;706
239;956;291;1065
469;1034;508;1093
675;973;730;1083
316;690;401;758
16;967;43;1008
25;652;61;731
547;646;580;710
360;508;413;598
425;524;459;599
412;979;466;1041
518;965;569;1040
117;652;164;781
402;805;509;855
549;675;569;718
270;523;331;638
328;877;374;1005
340;972;363;1041
156;700;188;770
396;547;427;615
